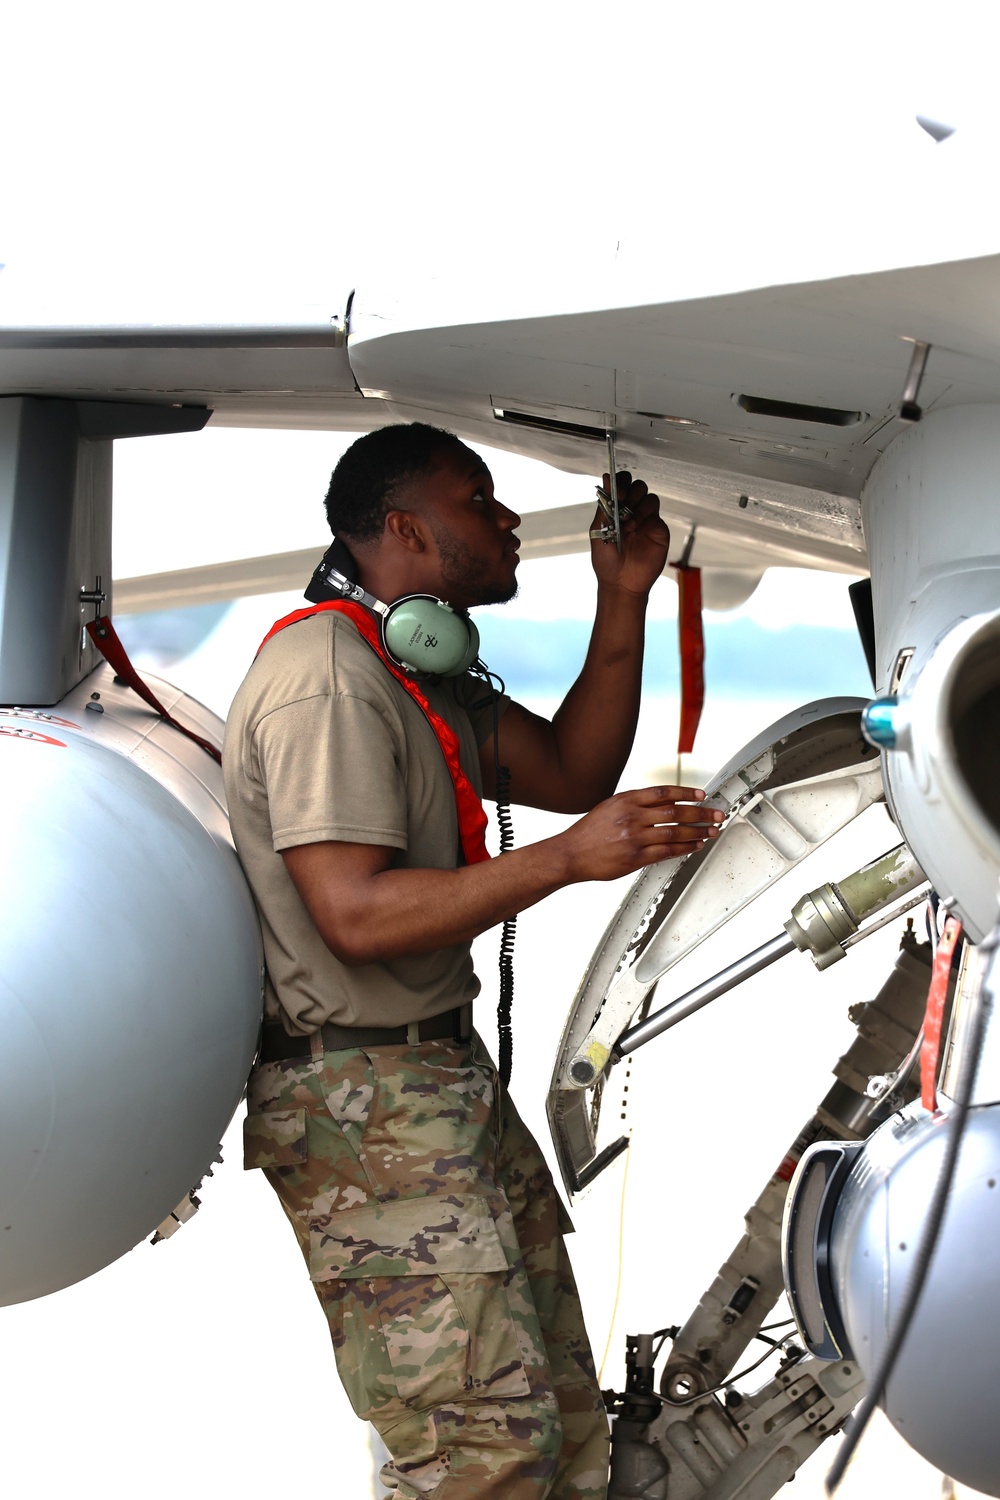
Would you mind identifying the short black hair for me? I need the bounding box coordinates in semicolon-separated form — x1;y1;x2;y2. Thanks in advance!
324;423;467;544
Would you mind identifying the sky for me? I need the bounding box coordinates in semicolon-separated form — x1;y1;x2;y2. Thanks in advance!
2;5;997;1498
2;4;1000;325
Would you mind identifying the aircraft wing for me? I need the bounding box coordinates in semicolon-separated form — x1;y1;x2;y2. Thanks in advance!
7;250;1000;610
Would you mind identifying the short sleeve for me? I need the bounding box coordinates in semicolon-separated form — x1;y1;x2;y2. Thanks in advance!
254;691;408;853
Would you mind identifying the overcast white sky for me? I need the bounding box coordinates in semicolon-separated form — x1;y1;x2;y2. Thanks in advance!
1;2;999;325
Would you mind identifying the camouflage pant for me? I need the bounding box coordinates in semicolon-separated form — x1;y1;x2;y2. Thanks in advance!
244;1032;609;1499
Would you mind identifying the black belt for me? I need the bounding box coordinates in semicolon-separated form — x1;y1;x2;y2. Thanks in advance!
258;1006;471;1064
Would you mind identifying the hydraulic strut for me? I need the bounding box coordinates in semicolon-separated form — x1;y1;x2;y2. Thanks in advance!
614;844;925;1062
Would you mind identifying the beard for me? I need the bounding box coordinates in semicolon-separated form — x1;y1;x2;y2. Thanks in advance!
431;528;519;608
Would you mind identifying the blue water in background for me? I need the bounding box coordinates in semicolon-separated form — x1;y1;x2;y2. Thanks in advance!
475;614;873;701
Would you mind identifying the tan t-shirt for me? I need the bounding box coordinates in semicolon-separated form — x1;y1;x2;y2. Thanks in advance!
223;609;507;1034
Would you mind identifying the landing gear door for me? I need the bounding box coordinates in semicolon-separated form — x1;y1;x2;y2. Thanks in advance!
546;698;878;1198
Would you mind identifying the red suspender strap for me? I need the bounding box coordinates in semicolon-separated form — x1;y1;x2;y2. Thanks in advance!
258;601;491;866
86;616;223;764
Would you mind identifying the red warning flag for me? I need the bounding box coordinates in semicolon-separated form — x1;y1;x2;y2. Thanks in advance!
921;915;962;1112
673;563;705;756
86;616;222;764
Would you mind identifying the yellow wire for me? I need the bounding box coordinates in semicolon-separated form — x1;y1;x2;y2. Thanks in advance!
598;1132;632;1386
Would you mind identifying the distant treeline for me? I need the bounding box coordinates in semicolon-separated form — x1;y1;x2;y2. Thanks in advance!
476;616;873;701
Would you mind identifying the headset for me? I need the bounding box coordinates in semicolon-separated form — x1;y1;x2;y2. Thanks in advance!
305;537;480;678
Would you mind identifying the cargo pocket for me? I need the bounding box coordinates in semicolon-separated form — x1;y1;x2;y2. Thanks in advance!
311;1195;532;1409
243;1109;307;1171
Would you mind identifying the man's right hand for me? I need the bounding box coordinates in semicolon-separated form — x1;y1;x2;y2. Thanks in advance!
557;785;723;883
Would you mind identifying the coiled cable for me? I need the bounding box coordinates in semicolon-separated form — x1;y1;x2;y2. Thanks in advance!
472;662;517;1088
495;758;516;1087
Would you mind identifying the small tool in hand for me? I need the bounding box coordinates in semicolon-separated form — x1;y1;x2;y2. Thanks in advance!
590;430;630;549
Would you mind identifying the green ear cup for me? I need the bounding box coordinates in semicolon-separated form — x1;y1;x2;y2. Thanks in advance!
450;616;480;677
382;596;475;676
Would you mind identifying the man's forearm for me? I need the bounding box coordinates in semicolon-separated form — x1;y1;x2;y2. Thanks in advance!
282;784;720;968
549;582;649;802
308;838;572;965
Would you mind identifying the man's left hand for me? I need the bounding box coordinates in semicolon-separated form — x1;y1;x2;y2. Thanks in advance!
590;471;670;597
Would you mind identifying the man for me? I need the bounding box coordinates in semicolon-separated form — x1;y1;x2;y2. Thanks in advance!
223;423;722;1499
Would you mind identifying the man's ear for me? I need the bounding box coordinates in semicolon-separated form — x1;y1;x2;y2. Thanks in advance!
384;509;428;553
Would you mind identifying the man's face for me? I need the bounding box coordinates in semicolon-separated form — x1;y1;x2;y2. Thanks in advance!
408;444;521;609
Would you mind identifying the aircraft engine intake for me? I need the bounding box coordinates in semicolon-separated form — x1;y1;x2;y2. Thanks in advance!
863;605;1000;943
949;611;1000;849
863;403;1000;943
